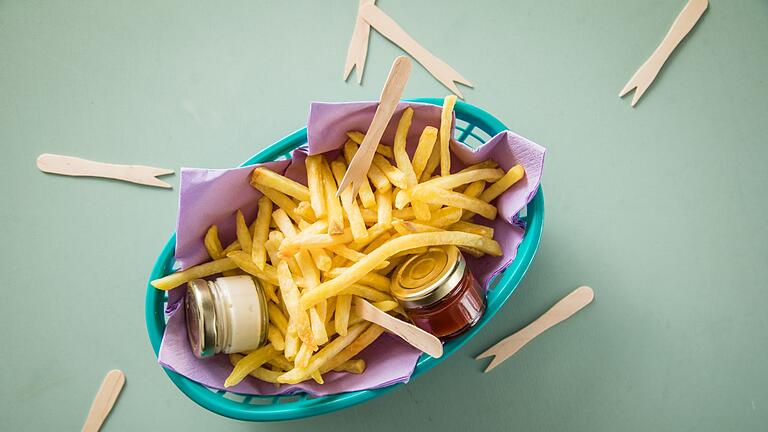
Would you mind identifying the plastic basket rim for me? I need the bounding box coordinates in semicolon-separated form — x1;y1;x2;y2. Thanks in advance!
145;97;544;422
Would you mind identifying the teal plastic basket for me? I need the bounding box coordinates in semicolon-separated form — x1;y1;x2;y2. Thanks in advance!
145;98;544;421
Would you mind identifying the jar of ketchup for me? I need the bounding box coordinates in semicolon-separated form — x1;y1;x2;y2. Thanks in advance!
390;246;485;339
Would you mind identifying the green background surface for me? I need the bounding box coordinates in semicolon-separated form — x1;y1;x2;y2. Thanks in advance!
1;1;767;431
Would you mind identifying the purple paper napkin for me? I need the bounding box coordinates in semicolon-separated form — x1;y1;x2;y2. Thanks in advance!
157;101;546;396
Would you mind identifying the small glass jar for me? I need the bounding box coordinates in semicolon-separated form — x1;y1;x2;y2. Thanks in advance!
390;246;485;339
185;275;268;358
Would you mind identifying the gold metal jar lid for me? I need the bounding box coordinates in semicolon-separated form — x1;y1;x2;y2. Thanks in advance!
390;245;466;308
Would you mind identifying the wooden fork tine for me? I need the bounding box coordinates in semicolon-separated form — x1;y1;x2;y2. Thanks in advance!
343;0;375;83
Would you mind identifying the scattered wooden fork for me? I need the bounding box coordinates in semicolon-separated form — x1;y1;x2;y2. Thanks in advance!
476;286;594;373
37;153;174;188
619;0;708;107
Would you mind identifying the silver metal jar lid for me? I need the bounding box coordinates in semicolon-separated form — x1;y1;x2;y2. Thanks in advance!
185;279;218;358
185;276;269;359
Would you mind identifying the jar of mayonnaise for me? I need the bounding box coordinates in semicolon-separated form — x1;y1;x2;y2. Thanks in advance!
185;275;268;358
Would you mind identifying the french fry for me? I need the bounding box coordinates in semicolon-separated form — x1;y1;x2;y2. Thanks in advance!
334;294;352;336
392;219;441;235
295;342;313;368
221;239;241;256
151;258;238;290
345;131;394;159
439;95;457;176
361;206;415;224
332;359;366;374
260;280;280;304
460;246;485;258
320;158;345;235
305;155;327;218
267;324;286;351
348;223;390;251
462;180;486;198
325;297;337;323
224;345;278;387
460;180;487;220
267;303;289;335
298;221;333;271
480;164;526;202
412;126;438;180
235;210;253;255
273;209;320;288
327;245;390;270
279;229;353;258
325;267;391;291
295;201;317;222
298;219;329;234
268;356;294;371
412;199;432;222
449;220;494;239
363;233;391;254
359;181;377;209
301;232;501;308
375;187;392;227
265;233;301;276
252;184;301;223
393;189;409;210
251;196;272;270
339;285;393;303
227;251;280;286
393;107;418;186
311;370;324;384
378;255;406;276
327;244;365;262
204;225;224;260
278;323;369;384
251;167;310;202
341;140;377;209
372;154;408;189
321;324;384;374
330;160;368;240
417;168;504;192
309;306;329;346
391;246;430;259
371;300;399;312
422;207;463;228
277;260;316;350
458;160;499;173
412;186;497;220
308;248;332;272
367;162;391;191
420;143;441;183
229;354;282;384
284;328;298;361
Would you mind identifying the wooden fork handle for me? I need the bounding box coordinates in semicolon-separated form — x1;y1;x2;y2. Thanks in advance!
82;370;125;432
514;286;593;341
354;298;443;358
648;0;708;69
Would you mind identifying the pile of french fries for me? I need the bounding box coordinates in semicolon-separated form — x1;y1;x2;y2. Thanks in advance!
151;96;525;387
